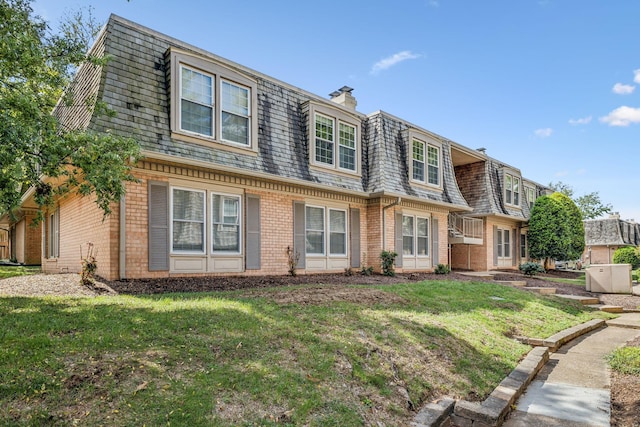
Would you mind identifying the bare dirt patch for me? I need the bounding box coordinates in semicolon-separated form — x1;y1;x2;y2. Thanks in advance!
243;285;407;305
611;335;640;427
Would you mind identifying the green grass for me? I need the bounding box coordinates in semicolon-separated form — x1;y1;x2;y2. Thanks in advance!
0;279;612;426
539;273;586;286
609;346;640;375
0;265;40;279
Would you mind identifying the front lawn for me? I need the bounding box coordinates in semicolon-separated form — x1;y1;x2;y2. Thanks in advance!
0;265;40;279
0;279;610;426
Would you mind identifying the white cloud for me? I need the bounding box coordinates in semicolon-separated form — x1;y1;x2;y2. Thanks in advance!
555;170;569;177
534;128;553;138
370;51;421;75
568;116;592;125
575;168;586;175
634;69;640;84
612;83;635;95
599;106;640;126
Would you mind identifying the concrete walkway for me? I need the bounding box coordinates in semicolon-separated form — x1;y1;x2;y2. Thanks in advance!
504;313;640;426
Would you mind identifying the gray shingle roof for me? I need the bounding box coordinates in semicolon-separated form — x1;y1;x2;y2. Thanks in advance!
584;218;640;246
70;15;470;209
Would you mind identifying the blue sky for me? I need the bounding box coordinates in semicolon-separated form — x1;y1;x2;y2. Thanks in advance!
34;0;640;220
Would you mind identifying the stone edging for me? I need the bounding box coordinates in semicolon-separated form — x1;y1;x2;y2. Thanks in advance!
412;318;606;427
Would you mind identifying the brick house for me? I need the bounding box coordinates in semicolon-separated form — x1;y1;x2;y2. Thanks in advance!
3;15;552;279
583;213;640;265
450;154;550;271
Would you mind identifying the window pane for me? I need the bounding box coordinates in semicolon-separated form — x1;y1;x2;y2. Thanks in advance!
212;195;240;252
221;81;248;116
221;111;249;145
417;217;428;256
427;146;439;185
315;115;333;141
329;210;346;255
182;68;212;105
504;229;510;256
413;140;425;181
339;123;355;148
413;160;424;181
306;206;324;254
173;189;204;221
497;229;503;257
520;234;527;258
181;100;212;136
315;138;333;165
402;216;414;255
173;222;204;251
513;178;520;205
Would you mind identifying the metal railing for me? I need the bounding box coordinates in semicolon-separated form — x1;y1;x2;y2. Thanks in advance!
448;213;483;240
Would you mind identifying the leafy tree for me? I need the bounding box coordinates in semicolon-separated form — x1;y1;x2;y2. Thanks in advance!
574;192;613;220
0;0;139;220
550;192;585;260
527;194;571;267
612;247;640;269
548;181;612;220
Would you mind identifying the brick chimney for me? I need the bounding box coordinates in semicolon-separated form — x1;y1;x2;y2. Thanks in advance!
329;86;357;110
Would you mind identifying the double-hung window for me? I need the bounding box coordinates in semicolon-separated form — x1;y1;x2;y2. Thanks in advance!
526;187;536;209
315;114;334;166
411;136;441;187
48;208;60;258
520;233;527;259
309;105;359;174
412;140;425;182
212;194;241;253
181;67;214;137
403;215;429;256
497;228;511;258
221;80;250;145
172;188;205;253
305;206;347;256
427;145;440;186
504;173;521;206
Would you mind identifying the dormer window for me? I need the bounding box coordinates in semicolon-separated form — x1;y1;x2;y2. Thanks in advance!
168;49;258;152
307;102;361;175
526;187;536;208
505;173;520;206
409;132;442;188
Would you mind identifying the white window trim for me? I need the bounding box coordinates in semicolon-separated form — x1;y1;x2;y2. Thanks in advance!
526;186;536;208
305;204;349;258
402;214;430;258
408;130;443;190
48;208;60;259
307;102;361;176
305;205;326;256
211;192;243;255
219;78;251;147
169;48;258;152
170;187;206;255
179;65;215;138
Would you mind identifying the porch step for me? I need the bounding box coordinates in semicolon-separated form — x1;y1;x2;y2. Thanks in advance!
495;280;526;287
554;294;600;305
524;287;556;295
587;304;625;313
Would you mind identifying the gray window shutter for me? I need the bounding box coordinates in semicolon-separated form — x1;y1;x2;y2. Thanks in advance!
493;225;499;267
148;181;169;271
293;201;306;269
350;208;361;268
432;218;439;266
512;229;518;266
246;194;261;270
395;212;403;267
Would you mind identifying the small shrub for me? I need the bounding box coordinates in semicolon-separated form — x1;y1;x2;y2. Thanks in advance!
80;242;97;285
286;246;300;276
380;250;397;277
519;262;545;276
612;246;640;269
360;266;374;276
434;264;450;274
344;267;353;276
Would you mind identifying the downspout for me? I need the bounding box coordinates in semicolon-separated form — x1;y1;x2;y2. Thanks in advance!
382;197;401;250
119;194;126;280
